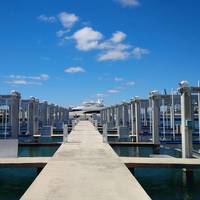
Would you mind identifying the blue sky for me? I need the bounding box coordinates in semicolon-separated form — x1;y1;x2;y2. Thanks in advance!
0;0;200;106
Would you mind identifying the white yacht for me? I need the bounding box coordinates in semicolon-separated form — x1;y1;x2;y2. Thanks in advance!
71;99;105;114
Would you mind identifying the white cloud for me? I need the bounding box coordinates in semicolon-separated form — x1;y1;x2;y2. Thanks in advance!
116;86;126;90
111;31;126;43
114;77;123;82
5;74;49;86
54;15;149;62
126;81;135;86
37;15;56;23
98;49;130;61
56;30;64;38
58;12;79;28
56;30;69;38
132;47;150;59
107;89;120;94
7;79;27;85
38;12;150;63
115;0;140;7
8;74;50;81
6;80;42;86
97;31;131;61
39;74;50;80
64;67;85;73
72;27;103;51
99;41;130;51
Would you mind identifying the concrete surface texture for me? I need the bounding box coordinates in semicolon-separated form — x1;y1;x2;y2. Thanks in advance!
20;120;151;200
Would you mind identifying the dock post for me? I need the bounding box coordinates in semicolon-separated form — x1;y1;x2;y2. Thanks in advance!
33;99;39;135
134;97;141;142
105;108;108;124
170;89;175;140
178;81;199;183
111;106;115;128
107;108;111;127
118;104;123;126
39;101;48;126
144;106;148;127
63;124;68;143
104;109;107;124
115;105;120;127
162;98;166;140
130;98;136;141
49;104;55;127
101;109;104;125
178;81;193;158
149;91;160;145
103;123;108;143
10;91;21;138
122;101;129;127
100;109;103;126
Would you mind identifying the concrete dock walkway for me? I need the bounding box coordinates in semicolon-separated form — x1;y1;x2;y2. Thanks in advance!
21;120;151;200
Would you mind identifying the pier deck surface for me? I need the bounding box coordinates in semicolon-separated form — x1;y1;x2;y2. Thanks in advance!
21;121;150;200
122;157;200;168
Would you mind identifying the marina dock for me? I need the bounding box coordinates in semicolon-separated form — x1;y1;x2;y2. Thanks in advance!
122;157;200;168
109;141;159;147
2;153;200;170
20;121;151;200
0;157;49;168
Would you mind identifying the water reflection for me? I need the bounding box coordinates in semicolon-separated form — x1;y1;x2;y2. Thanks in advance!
112;145;200;200
0;145;60;200
18;146;60;157
112;145;183;158
0;168;37;200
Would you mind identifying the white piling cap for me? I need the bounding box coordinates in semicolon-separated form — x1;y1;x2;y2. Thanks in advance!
179;80;189;87
151;90;159;95
134;96;140;100
11;90;17;93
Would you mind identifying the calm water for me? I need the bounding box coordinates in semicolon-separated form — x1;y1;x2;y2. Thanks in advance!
133;168;200;200
112;145;200;200
0;145;60;200
112;145;182;158
0;168;37;200
18;145;60;157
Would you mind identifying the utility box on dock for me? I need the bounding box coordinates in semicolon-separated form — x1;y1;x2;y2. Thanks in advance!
0;139;18;157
